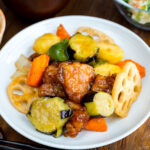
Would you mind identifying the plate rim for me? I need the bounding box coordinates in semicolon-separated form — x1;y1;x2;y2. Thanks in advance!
0;15;150;149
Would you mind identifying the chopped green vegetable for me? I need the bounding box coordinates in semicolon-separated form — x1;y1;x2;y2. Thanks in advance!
136;12;142;21
48;38;69;61
148;5;150;11
123;0;128;3
127;13;131;17
147;0;150;11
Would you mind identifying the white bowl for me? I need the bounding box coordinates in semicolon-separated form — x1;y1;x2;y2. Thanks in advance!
0;16;149;149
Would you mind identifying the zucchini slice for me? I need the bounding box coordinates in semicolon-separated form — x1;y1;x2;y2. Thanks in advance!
83;92;114;117
69;34;99;62
27;97;72;137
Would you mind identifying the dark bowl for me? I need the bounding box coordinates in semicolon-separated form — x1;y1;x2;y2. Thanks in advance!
2;0;69;20
114;0;150;31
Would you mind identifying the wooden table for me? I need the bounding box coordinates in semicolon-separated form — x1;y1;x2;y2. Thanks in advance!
0;0;150;149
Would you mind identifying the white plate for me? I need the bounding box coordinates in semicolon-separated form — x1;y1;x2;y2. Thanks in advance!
0;16;150;149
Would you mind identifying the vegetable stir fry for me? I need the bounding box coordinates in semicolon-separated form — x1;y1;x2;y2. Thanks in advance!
8;25;145;138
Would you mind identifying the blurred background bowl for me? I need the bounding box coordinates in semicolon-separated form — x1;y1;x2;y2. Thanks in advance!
0;9;6;44
2;0;69;21
114;0;150;30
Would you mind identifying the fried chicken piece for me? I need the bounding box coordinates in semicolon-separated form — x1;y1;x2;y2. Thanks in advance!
38;63;66;98
38;83;66;97
64;107;89;137
65;100;83;110
91;74;116;95
58;62;95;103
42;62;59;84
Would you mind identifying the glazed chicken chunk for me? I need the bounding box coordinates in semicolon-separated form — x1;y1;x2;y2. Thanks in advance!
91;74;116;95
64;106;89;137
38;62;66;98
58;62;95;103
42;62;59;84
64;101;89;137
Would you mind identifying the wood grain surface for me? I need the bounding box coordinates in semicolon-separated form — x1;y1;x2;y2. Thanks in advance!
0;0;150;150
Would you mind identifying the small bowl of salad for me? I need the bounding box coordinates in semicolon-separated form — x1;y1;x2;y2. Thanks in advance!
114;0;150;30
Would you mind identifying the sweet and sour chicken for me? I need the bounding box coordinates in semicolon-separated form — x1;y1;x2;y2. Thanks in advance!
58;62;95;103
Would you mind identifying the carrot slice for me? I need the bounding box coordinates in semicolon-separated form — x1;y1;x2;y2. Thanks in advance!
56;24;70;40
117;59;145;78
27;54;50;87
84;118;107;132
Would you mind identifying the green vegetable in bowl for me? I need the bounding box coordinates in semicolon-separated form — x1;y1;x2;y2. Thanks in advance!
48;38;69;61
125;0;150;24
148;0;150;11
27;97;72;137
